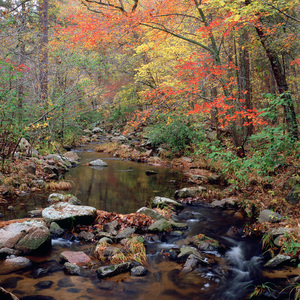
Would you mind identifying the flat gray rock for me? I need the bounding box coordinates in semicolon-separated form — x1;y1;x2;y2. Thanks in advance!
42;202;97;228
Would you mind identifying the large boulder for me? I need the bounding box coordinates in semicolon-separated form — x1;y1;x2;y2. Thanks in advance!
0;220;51;254
42;202;97;228
191;234;223;252
174;186;206;199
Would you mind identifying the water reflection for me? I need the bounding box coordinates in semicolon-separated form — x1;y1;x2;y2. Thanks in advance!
65;148;186;214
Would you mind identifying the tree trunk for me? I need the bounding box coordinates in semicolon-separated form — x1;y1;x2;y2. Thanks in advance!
38;0;49;104
255;25;298;140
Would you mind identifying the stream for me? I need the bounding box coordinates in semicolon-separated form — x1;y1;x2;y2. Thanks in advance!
0;143;270;300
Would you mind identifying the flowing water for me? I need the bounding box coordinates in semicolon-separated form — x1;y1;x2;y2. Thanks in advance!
0;143;269;300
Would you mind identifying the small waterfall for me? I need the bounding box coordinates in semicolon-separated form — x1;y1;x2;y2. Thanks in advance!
216;243;262;300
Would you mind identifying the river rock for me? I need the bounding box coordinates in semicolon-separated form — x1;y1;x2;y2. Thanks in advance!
45;154;72;170
178;247;206;263
103;220;119;235
0;256;32;274
210;197;238;208
191;234;223;252
0;248;20;258
181;254;204;274
131;266;147;276
63;262;81;275
264;254;291;268
77;231;95;242
285;184;300;205
96;262;131;279
60;251;91;265
174;186;206;199
48;193;67;204
0;220;51;254
89;159;108;167
258;209;282;223
68;195;82;205
42;202;97;228
0;287;19;300
63;151;80;165
49;222;64;237
148;219;172;232
137;207;166;220
27;209;43;218
115;227;136;239
152;196;184;210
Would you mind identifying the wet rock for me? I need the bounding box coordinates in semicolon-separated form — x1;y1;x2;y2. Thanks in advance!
181;254;205;274
211;197;238;208
264;254;291;268
0;287;19;300
42;202;97;228
191;234;223;252
57;277;75;288
152;196;184;210
60;251;91;265
95;231;114;240
178;247;206;263
0;220;51;254
27;209;42;218
63;151;80;165
258;209;282;223
103;220;119;235
285;184;300;205
115;227;136;239
0;257;32;275
89;159;108;167
63;262;81;275
34;281;54;290
148;219;172;232
45;154;72;170
137;207;166;220
169;221;188;230
174;186;206;199
0;248;20;258
131;266;147;276
77;231;95;242
1;277;23;289
103;247;123;258
96;262;131;279
49;222;64;237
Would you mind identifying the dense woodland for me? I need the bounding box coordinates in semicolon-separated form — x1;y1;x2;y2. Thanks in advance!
0;1;299;206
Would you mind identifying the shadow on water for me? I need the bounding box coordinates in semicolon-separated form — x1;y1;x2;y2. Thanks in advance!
0;144;265;300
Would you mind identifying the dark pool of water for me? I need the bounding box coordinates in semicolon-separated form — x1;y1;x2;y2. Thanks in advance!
0;143;266;300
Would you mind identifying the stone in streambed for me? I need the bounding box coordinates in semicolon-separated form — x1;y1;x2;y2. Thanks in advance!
96;262;131;279
174;186;206;199
0;220;51;254
131;266;147;276
63;262;81;275
0;257;32;275
60;251;91;266
264;254;291;268
152;196;184;210
89;159;108;167
137;207;166;220
42;202;97;228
